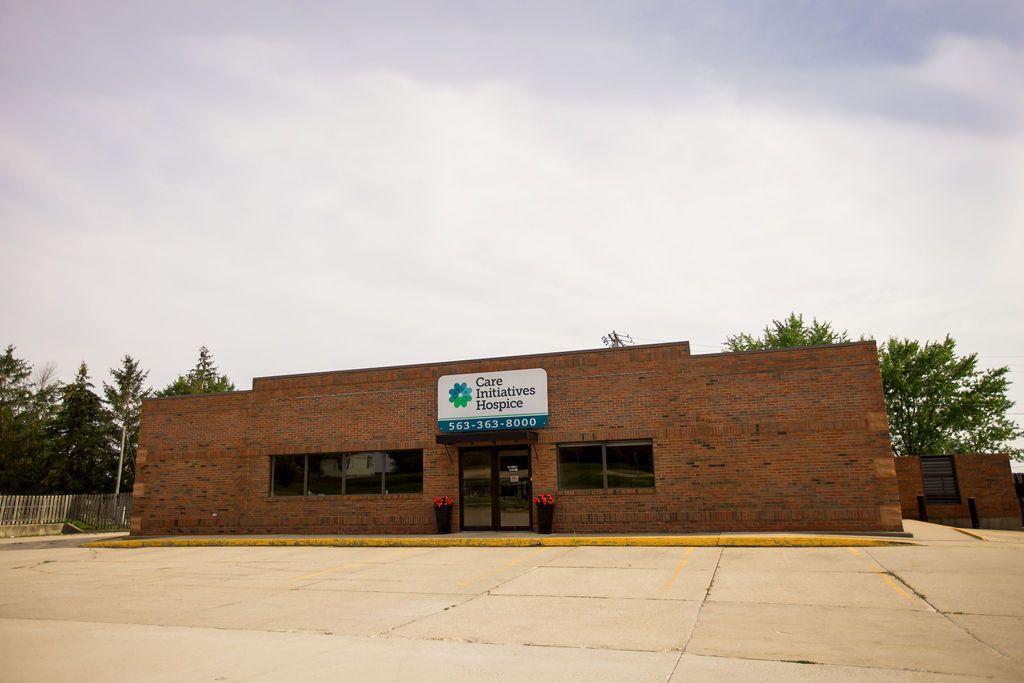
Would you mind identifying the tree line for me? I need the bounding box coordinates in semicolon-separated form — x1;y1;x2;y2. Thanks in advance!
0;345;235;495
3;319;1021;496
724;313;1022;460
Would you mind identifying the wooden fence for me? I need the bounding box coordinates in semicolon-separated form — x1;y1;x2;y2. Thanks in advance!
0;494;132;529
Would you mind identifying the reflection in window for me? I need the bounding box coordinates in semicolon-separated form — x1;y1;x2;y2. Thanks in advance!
605;443;655;489
557;445;604;489
307;455;344;496
345;452;383;495
272;455;305;496
556;442;654;490
384;451;424;494
270;451;423;496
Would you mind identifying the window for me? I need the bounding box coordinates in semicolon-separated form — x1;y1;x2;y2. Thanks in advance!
557;441;654;490
345;452;383;495
270;450;423;496
384;451;425;494
307;455;344;496
272;456;305;497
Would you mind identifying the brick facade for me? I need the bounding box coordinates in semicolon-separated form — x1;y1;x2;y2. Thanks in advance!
894;454;1022;530
133;341;903;535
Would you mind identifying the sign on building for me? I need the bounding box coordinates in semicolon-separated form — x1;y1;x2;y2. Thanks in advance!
437;368;548;432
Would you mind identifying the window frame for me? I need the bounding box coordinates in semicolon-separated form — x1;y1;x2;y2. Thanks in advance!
556;440;655;491
269;450;424;497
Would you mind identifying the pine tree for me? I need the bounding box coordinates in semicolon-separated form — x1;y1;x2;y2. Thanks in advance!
157;346;236;396
44;362;118;494
0;347;63;493
103;355;151;494
0;345;36;492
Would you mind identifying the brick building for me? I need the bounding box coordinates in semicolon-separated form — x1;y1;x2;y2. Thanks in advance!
132;341;903;535
893;454;1021;530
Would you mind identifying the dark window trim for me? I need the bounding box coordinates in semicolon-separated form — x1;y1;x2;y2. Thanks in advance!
270;449;423;497
556;440;655;491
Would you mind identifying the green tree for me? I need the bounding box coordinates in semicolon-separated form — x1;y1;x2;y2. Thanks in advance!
0;345;36;492
724;313;852;351
879;336;1022;459
43;362;118;493
103;355;151;494
0;347;62;493
157;346;235;396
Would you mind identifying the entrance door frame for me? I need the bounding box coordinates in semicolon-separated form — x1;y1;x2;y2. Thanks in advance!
458;445;532;531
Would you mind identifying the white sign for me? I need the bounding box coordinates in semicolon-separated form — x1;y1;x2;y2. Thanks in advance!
438;368;548;432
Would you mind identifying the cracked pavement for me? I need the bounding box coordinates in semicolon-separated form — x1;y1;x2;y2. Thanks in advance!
1;521;1022;681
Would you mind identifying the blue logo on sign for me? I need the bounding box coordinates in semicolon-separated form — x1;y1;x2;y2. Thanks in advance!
448;382;472;408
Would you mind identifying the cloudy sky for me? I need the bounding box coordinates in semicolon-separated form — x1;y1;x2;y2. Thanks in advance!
2;1;1022;454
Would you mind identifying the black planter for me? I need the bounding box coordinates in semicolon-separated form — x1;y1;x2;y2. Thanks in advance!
434;505;453;534
536;504;554;534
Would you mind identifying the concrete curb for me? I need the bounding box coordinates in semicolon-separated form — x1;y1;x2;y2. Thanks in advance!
82;535;916;549
0;523;66;538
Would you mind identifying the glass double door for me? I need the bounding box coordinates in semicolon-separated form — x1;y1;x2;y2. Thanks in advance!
460;446;531;530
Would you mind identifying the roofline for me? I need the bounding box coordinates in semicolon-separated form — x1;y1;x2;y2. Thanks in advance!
250;339;878;386
144;389;252;403
142;339;879;401
251;340;693;384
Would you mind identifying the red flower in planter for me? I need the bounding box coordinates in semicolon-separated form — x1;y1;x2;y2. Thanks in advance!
433;496;454;508
532;494;555;506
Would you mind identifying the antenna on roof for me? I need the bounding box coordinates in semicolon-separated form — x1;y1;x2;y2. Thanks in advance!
602;331;634;348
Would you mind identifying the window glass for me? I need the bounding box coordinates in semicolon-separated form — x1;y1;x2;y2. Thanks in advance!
345;452;383;495
605;443;655;488
307;455;344;496
383;451;423;494
558;444;604;489
272;456;305;496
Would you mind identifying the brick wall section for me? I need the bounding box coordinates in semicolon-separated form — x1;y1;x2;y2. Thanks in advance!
133;341;903;535
894;454;1021;530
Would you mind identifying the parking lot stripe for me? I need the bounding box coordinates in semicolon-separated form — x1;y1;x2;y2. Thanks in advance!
458;547;550;586
661;547;695;592
847;548;912;600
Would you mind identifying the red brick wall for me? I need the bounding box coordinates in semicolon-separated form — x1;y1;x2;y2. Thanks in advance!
133;341;903;535
894;454;1021;530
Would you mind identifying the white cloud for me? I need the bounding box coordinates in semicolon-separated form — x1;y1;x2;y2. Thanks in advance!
1;23;1021;459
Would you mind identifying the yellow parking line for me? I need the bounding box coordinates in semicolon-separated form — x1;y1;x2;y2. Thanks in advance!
459;546;550;586
661;547;694;592
877;572;913;600
848;548;911;600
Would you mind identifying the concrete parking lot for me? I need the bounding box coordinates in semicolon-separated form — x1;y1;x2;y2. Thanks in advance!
1;521;1022;681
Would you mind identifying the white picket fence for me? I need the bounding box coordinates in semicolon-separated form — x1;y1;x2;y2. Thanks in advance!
0;494;132;529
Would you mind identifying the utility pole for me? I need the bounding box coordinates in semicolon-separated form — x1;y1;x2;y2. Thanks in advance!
115;420;127;495
602;331;634;348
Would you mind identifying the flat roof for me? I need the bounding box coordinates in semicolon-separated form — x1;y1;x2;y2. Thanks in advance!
251;338;877;384
145;339;878;401
251;340;693;384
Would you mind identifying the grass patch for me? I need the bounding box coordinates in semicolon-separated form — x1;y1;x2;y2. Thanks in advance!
64;519;98;531
885;569;928;601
